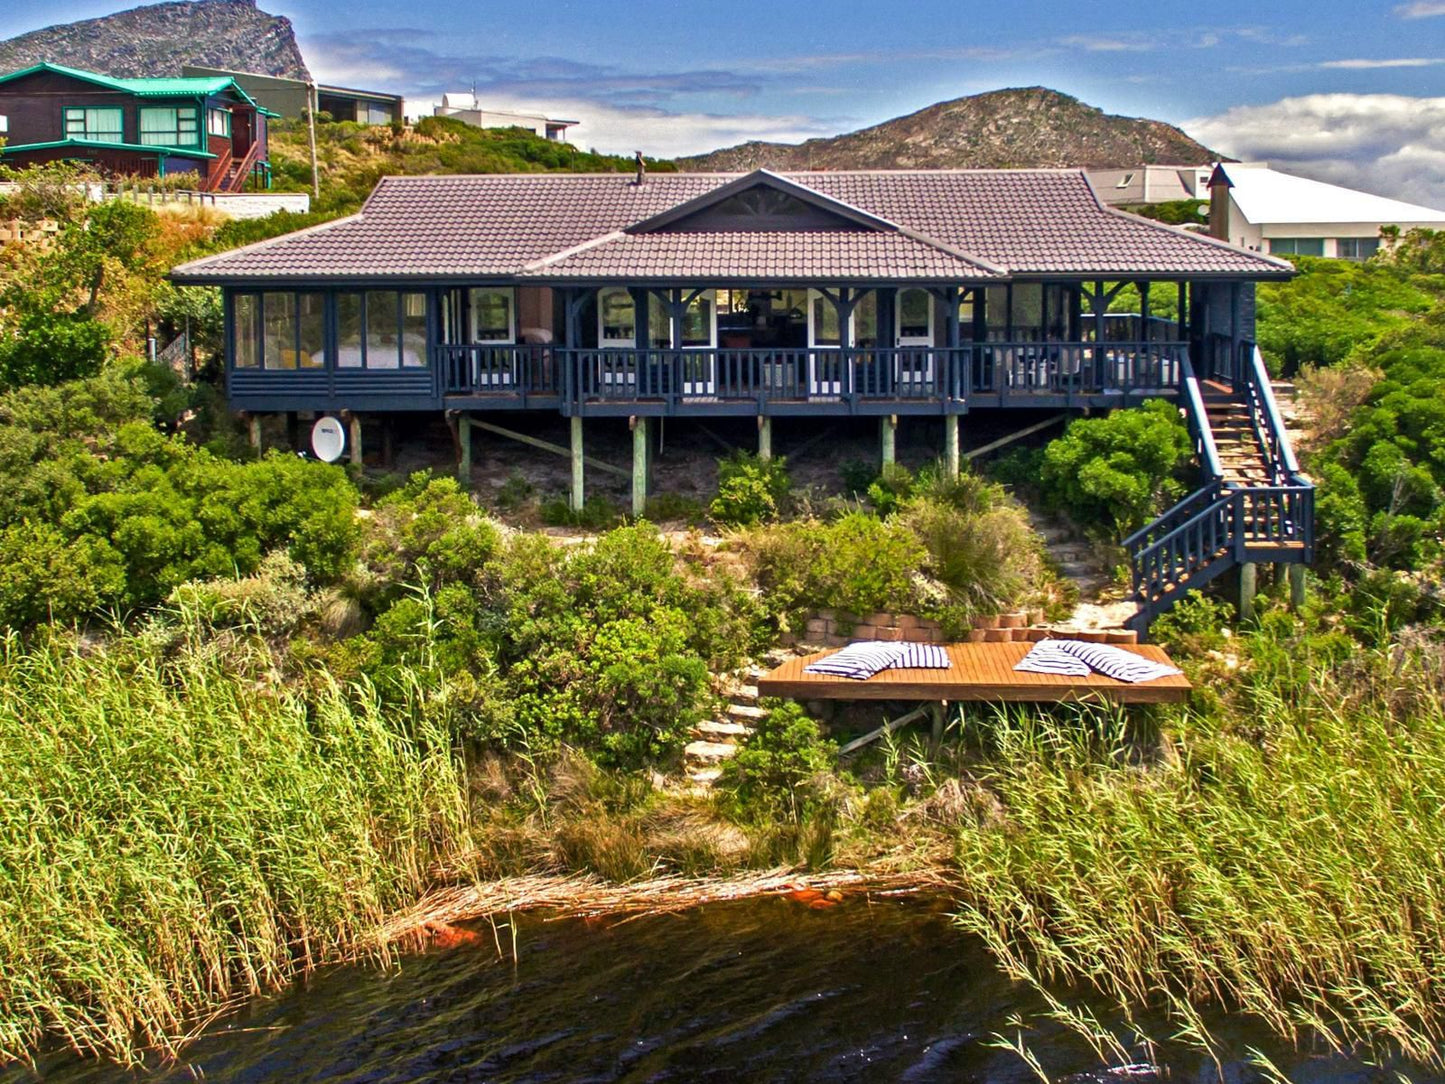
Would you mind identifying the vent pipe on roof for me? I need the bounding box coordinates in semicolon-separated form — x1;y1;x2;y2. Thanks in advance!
634;151;645;186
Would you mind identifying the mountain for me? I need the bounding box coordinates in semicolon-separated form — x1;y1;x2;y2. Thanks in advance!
678;87;1217;172
0;0;309;81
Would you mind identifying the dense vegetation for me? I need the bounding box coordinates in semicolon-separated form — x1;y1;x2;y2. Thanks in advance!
267;115;677;214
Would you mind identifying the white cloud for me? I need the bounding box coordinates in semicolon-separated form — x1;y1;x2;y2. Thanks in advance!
1186;93;1445;207
1319;57;1445;69
1395;1;1445;16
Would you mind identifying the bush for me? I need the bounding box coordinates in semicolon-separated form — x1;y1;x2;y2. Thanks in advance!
710;451;791;526
1038;399;1193;537
718;701;837;822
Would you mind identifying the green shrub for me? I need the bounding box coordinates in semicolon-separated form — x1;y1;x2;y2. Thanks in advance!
710;451;791;526
539;493;623;529
809;512;927;617
719;701;837;822
1039;399;1193;537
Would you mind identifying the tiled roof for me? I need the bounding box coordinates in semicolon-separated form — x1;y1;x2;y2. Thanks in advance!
524;230;989;281
172;169;1292;284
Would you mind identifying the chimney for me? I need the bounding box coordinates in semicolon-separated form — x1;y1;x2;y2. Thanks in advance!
634;151;646;186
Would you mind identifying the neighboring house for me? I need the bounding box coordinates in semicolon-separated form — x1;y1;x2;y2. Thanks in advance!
181;66;404;126
1088;163;1214;207
433;94;576;141
0;62;275;191
1209;162;1445;260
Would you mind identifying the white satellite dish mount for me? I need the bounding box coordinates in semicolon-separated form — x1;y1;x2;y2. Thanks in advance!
311;416;346;463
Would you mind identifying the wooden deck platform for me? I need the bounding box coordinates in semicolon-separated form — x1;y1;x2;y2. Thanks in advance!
757;642;1191;704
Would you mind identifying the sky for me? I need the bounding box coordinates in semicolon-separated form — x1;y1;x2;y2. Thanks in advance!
4;0;1445;204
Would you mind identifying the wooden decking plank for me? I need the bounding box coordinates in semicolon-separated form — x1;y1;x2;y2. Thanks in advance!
757;642;1189;704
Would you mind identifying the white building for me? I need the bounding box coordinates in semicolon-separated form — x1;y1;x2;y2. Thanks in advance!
1087;164;1215;207
433;94;577;142
1209;162;1445;260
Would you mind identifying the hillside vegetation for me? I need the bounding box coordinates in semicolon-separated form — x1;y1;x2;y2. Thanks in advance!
269;115;676;214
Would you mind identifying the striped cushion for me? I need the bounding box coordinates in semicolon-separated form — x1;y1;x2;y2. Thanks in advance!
1014;641;1092;676
893;643;950;669
804;641;909;680
1016;639;1182;683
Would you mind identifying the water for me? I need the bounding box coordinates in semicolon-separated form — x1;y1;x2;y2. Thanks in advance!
9;896;1431;1083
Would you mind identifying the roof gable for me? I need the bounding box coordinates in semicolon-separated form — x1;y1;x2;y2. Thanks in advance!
628;170;899;234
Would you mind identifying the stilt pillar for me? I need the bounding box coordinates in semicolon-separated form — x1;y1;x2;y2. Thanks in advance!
285;411;299;451
345;412;363;466
457;413;471;485
1288;563;1306;612
881;414;897;468
631;415;649;517
758;415;772;462
382;416;396;468
943;413;960;476
246;413;262;454
1239;562;1257;622
569;415;585;512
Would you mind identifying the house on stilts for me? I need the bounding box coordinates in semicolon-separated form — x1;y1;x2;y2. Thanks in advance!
170;165;1312;633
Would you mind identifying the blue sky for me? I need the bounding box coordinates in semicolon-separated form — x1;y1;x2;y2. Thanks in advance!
5;0;1445;202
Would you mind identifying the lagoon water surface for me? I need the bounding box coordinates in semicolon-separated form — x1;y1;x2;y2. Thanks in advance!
10;897;1429;1083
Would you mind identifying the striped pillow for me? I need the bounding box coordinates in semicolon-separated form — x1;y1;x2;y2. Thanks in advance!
1052;640;1182;683
1014;641;1092;676
804;641;909;680
893;643;950;669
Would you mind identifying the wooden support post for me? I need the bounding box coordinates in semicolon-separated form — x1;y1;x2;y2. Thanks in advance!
382;416;396;468
285;411;299;451
757;416;772;462
346;413;362;466
631;416;648;517
1288;563;1306;612
246;413;262;454
943;414;960;476
457;413;471;485
881;414;897;468
1239;561;1257;623
930;701;945;748
570;416;585;513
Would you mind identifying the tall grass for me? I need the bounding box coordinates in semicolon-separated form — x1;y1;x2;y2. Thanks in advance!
953;629;1445;1066
0;625;470;1064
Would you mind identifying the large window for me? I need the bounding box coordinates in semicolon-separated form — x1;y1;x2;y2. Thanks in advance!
1337;237;1380;261
468;287;515;342
207;108;231;137
139;106;199;147
680;292;714;347
337;291;429;368
1269;237;1324;257
63;106;123;143
599;288;635;346
233;292;324;369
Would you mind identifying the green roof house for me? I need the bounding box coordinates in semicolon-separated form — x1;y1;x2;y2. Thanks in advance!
0;62;276;190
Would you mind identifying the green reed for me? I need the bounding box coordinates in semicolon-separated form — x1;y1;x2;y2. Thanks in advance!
0;626;470;1064
953;634;1445;1067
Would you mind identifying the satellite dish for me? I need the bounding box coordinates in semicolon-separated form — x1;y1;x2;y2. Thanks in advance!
311;416;346;463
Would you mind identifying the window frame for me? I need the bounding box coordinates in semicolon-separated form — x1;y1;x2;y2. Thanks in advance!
1337;237;1379;261
138;105;200;148
207;107;231;138
62;105;124;143
467;286;517;344
333;290;431;370
1268;237;1325;257
231;291;330;371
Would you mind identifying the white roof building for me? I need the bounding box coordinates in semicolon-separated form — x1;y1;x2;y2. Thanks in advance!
433;94;578;142
1210;162;1445;260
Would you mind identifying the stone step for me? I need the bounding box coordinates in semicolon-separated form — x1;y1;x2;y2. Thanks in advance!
688;767;724;785
685;740;739;763
696;719;754;738
727;703;768;721
731;684;759;705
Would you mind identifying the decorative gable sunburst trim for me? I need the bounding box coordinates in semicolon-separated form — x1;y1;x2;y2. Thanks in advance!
627;169;900;235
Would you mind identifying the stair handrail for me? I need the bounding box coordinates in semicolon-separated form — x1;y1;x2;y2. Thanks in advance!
1244;344;1302;480
1180;351;1224;483
1121;480;1221;553
207;144;234;192
1129;490;1237;601
227;141;265;194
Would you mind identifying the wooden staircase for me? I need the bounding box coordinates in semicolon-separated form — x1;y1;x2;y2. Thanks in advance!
1125;345;1313;635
